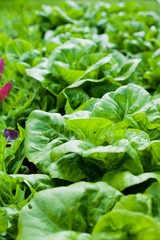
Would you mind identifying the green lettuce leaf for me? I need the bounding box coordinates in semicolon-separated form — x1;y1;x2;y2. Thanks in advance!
91;83;160;123
57;77;121;112
92;209;160;240
113;193;152;216
102;170;160;192
25;110;71;170
16;181;122;240
145;181;160;221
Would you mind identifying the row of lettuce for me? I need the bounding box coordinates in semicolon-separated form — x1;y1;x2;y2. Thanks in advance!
1;1;160;239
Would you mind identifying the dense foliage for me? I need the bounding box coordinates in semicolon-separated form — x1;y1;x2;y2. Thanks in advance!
1;1;160;239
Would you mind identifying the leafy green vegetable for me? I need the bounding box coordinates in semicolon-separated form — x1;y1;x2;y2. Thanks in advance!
1;0;160;239
17;181;122;240
102;170;160;191
25;84;160;180
92;210;160;240
91;83;160;123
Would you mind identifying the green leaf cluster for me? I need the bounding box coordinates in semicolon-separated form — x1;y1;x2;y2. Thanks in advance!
1;1;160;239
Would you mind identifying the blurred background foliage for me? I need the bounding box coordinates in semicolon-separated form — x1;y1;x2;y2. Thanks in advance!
0;0;160;10
0;0;160;42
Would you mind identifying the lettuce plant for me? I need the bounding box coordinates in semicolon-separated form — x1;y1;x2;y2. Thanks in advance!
0;1;160;239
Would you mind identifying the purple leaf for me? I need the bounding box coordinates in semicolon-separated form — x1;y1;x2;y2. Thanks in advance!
0;58;4;79
0;82;12;103
4;129;19;143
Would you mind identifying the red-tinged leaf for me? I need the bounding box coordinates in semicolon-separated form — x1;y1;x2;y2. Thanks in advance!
0;82;12;101
23;157;38;173
4;129;19;143
0;58;4;79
